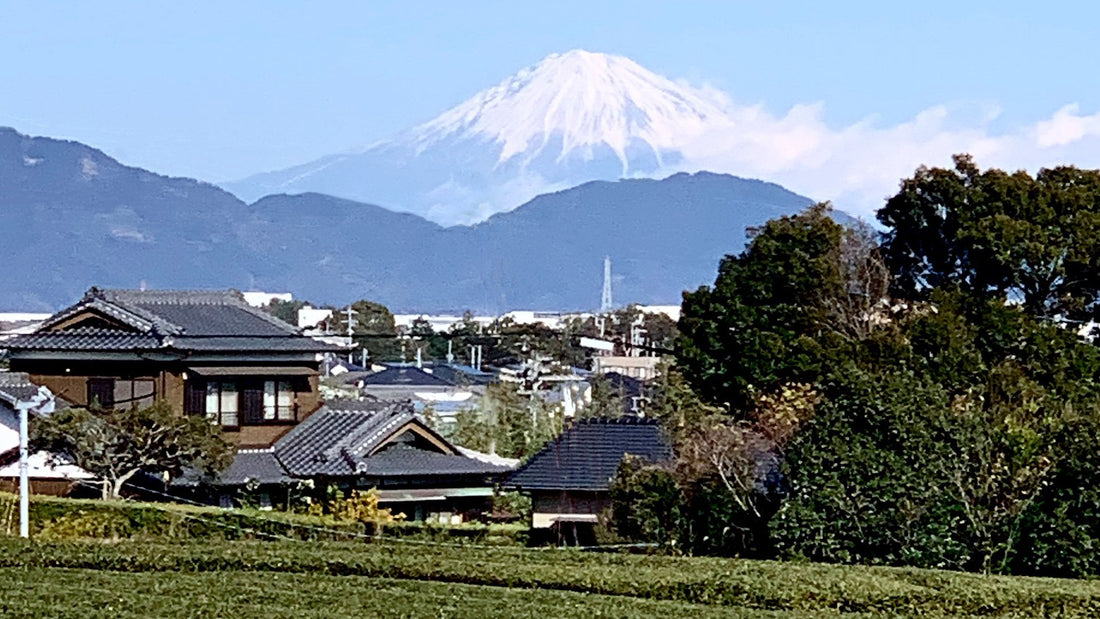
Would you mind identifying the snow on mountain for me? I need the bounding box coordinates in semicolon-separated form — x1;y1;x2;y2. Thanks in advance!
409;50;733;171
223;50;738;226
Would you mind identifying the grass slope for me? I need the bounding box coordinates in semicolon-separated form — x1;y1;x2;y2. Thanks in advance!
0;568;844;619
1;539;1099;616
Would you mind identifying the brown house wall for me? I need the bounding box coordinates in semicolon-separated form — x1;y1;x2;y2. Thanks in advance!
25;366;325;449
28;374;91;407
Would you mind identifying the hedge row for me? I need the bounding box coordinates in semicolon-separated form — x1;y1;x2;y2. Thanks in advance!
2;539;1099;616
0;493;523;545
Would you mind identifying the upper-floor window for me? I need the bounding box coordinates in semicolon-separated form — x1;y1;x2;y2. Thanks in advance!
186;377;298;426
263;380;295;422
205;381;239;427
88;378;156;409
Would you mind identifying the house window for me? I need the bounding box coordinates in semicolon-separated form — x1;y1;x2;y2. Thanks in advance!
205;381;239;427
263;380;295;421
87;378;155;409
115;379;156;408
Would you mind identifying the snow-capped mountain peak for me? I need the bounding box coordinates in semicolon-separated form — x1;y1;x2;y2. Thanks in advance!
224;50;739;225
409;49;734;171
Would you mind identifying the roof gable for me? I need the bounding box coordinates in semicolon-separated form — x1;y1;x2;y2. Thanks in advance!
274;400;507;478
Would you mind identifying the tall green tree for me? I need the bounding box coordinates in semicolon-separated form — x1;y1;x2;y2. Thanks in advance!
331;300;401;361
879;155;1100;321
677;203;847;409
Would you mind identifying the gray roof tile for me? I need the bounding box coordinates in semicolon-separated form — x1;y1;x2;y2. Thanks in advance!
6;288;339;354
5;327;162;351
507;417;672;492
360;443;514;477
360;366;455;387
216;450;293;485
274;400;509;479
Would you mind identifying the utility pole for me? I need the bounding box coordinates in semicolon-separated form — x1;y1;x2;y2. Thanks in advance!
16;387;55;539
344;306;357;365
17;400;29;538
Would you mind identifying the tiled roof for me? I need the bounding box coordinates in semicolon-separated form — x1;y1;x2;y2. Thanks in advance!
428;364;495;386
360;366;455;387
216;450;294;486
6;287;340;354
273;400;510;479
0;372;44;404
358;443;514;477
170;336;338;352
274;401;417;476
507;417;672;492
5;327;162;351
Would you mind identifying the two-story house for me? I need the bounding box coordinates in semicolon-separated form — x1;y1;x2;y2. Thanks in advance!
3;288;337;448
3;288;514;517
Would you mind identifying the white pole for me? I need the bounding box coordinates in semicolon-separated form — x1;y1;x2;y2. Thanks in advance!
18;402;29;538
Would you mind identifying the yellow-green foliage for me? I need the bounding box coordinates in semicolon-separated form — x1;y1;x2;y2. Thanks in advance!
309;489;403;525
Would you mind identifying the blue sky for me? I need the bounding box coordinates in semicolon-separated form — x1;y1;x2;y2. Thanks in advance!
4;1;1100;208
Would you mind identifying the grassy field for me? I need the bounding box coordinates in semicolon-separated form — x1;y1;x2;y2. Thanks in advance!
1;538;1099;617
0;568;854;619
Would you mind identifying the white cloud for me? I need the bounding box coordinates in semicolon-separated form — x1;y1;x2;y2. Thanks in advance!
668;94;1100;218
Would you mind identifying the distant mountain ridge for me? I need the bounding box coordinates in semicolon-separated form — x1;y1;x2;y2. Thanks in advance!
0;127;815;313
223;50;740;226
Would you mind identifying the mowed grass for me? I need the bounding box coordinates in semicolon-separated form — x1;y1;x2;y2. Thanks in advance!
0;568;850;619
1;538;1099;616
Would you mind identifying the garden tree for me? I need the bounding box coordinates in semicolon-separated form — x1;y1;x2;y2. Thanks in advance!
609;455;686;548
641;311;679;352
451;381;561;459
824;222;891;340
264;298;309;327
331;299;401;361
772;362;967;568
774;292;1100;574
672;382;819;556
943;360;1070;574
646;363;723;443
1014;413;1100;578
409;317;449;360
579;374;626;419
677;203;848;410
879;155;1100;321
31;401;234;500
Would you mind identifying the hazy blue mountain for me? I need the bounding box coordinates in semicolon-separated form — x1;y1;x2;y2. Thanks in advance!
0;128;816;313
0;127;262;311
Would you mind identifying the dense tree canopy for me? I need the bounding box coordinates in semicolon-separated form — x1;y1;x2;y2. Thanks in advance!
676;203;848;409
879;154;1100;321
614;158;1100;576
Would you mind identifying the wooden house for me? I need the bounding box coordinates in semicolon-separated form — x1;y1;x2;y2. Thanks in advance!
3;288;338;449
507;417;672;543
3;289;512;514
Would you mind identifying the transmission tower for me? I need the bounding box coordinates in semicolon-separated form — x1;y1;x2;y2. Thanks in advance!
600;256;613;313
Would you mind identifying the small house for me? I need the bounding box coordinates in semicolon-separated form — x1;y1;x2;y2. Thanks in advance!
507;417;672;543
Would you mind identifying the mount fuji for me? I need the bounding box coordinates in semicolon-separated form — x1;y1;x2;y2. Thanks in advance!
223;50;738;226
